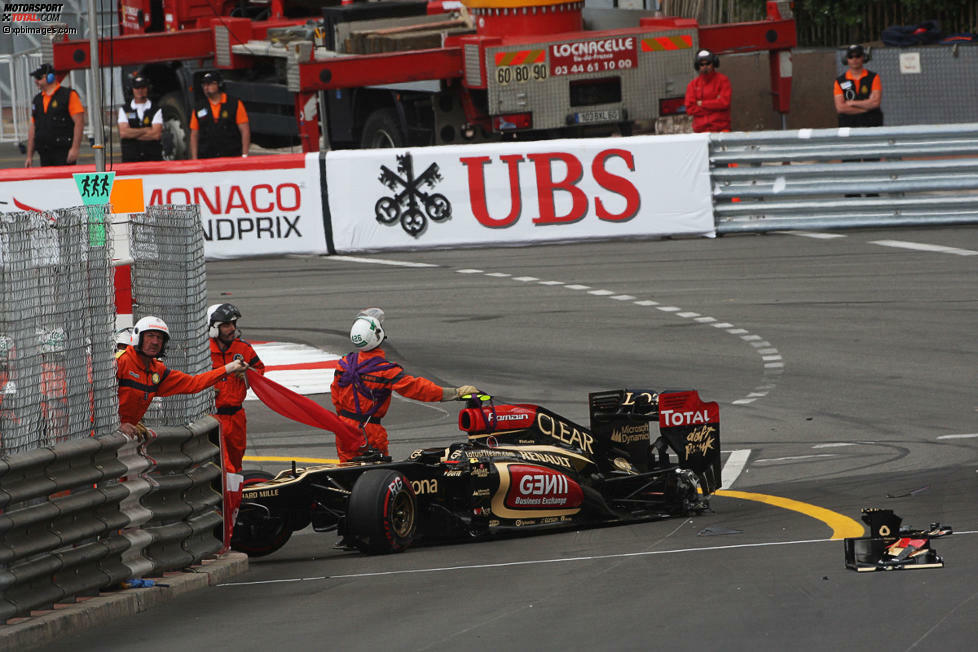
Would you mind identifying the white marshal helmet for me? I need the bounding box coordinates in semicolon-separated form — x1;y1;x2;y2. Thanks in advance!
350;309;385;351
132;316;170;356
115;327;134;348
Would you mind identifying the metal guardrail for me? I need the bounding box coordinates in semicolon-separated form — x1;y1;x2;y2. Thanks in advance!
0;417;222;622
709;123;978;233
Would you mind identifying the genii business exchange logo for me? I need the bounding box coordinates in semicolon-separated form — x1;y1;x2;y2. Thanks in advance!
1;3;78;36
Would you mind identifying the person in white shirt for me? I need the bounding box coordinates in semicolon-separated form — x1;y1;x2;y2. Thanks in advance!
117;75;163;162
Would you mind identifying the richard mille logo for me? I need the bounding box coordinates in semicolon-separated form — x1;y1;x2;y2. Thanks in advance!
375;152;452;237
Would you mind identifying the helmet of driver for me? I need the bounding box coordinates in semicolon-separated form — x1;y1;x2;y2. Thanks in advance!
207;303;241;339
350;314;385;351
132;316;170;357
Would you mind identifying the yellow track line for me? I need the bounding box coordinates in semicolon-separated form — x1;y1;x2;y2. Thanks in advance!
716;489;864;539
243;457;865;540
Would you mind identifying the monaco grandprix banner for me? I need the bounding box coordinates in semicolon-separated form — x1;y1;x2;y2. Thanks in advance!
0;153;327;259
324;134;714;252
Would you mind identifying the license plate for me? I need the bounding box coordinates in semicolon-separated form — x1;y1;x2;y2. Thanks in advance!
574;109;621;124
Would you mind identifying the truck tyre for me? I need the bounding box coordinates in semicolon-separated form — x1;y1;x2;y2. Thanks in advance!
230;470;294;557
360;108;405;149
345;470;417;554
160;92;189;160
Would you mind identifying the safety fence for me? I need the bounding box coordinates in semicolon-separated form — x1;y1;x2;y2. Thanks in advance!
0;417;223;622
0;206;118;457
0;203;208;458
708;123;978;234
0;49;110;147
130;204;214;428
0;51;41;145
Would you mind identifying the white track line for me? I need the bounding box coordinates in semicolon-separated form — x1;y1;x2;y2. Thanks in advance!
327;255;438;267
936;433;978;440
457;268;784;407
721;449;751;489
869;240;978;256
776;231;847;239
217;531;978;587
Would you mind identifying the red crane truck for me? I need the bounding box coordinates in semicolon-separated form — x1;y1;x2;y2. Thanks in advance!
47;0;795;158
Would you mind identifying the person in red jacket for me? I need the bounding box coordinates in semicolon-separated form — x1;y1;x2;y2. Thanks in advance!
330;308;477;462
207;303;265;473
684;50;732;133
117;316;246;437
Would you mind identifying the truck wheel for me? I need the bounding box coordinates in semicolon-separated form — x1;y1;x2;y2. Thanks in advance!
345;470;416;554
160;92;189;160
360;108;405;149
230;470;293;557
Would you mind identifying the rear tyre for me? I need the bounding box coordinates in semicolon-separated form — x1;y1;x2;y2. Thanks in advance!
360;108;405;149
230;470;294;557
160;92;189;160
345;470;417;554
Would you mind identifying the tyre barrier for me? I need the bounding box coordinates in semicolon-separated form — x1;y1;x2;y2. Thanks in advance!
0;417;223;622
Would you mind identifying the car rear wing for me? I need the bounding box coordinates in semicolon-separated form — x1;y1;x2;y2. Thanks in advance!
588;388;721;492
657;390;721;494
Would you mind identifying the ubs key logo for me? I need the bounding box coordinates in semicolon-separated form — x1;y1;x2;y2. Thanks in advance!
375;153;451;237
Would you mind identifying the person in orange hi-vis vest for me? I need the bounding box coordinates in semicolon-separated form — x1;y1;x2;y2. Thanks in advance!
116;316;245;437
207;303;265;473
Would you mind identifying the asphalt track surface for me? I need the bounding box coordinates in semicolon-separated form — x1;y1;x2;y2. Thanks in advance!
50;227;977;651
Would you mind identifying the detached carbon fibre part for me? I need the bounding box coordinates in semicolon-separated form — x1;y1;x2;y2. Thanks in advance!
843;508;952;572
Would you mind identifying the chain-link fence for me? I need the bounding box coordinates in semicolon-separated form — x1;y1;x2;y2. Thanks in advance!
0;206;117;457
129;204;214;427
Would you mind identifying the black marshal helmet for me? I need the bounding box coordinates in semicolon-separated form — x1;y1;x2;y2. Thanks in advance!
207;303;242;339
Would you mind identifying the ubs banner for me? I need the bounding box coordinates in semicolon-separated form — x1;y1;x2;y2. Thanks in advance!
0;154;327;260
324;134;714;252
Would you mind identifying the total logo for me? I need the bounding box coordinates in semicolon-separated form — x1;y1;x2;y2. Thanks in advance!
660;409;712;427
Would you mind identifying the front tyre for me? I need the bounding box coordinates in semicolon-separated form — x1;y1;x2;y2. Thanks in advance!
345;470;417;554
230;470;294;557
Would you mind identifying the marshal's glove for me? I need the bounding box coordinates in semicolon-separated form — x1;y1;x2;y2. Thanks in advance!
454;385;479;399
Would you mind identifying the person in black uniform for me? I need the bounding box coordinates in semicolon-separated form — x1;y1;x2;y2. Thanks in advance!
833;44;883;128
189;71;250;159
117;75;163;162
24;64;86;167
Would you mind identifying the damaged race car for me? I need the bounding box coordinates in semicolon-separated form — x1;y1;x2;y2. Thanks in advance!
231;388;722;556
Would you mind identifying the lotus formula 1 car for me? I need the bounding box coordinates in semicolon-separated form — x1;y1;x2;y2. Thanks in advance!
231;388;722;556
